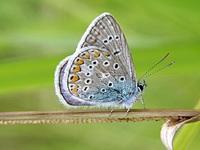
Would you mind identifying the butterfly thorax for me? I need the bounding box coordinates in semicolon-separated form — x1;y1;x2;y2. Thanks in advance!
120;80;146;108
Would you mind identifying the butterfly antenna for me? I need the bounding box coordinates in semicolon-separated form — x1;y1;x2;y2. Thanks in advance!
138;53;171;81
141;61;175;80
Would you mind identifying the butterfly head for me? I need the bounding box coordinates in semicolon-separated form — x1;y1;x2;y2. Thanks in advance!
137;80;147;93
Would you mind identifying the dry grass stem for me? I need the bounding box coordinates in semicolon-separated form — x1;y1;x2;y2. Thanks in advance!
0;109;199;125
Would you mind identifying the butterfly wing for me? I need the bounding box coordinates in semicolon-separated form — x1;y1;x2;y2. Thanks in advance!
55;13;137;108
77;12;136;82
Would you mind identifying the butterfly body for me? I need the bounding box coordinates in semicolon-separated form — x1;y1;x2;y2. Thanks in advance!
55;12;146;110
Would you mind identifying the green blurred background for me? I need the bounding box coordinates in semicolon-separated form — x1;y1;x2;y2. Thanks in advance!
0;0;199;150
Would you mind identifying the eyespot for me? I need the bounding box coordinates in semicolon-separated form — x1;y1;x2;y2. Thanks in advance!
100;88;106;93
108;81;113;87
82;86;89;92
103;60;110;66
113;63;119;70
84;78;92;84
92;60;98;66
85;72;91;77
108;36;113;41
115;35;119;40
103;39;108;44
113;50;120;55
119;76;125;82
88;94;95;100
88;65;94;70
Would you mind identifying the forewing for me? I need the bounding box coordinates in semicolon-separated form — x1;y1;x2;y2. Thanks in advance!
77;12;136;82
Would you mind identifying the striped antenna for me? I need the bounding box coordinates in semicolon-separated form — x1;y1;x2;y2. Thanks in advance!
138;53;174;81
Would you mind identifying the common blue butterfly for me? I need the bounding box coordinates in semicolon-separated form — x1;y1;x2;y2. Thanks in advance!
54;12;148;114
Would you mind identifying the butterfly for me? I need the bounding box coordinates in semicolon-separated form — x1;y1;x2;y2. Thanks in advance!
54;12;147;114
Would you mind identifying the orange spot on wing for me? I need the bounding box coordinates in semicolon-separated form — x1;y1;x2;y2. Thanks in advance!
72;85;79;92
93;51;100;57
103;52;110;57
72;65;81;73
75;58;84;65
69;74;79;83
82;53;90;59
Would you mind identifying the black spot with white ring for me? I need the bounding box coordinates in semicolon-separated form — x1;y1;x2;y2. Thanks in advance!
88;95;95;100
103;60;110;66
119;76;125;82
108;81;113;87
100;88;106;93
85;72;91;77
82;86;89;92
88;65;94;70
92;60;98;66
103;39;108;44
115;35;119;40
85;78;92;84
108;36;113;41
113;63;119;70
113;50;121;56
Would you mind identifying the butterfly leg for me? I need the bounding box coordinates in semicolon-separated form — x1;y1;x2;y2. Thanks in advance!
125;108;130;117
108;100;123;117
141;97;146;109
108;109;114;117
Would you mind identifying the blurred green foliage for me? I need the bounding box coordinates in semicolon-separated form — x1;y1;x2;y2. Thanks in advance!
0;0;199;150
